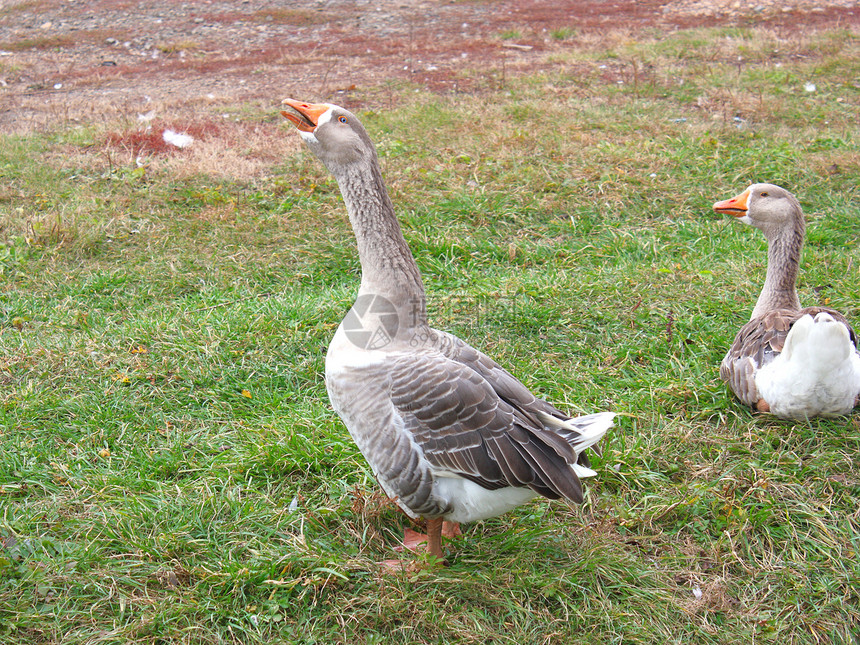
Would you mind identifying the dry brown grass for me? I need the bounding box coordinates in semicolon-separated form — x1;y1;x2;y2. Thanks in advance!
250;8;333;26
0;28;125;52
808;150;860;178
42;117;301;183
155;40;201;55
0;0;49;18
153;121;299;181
155;133;292;181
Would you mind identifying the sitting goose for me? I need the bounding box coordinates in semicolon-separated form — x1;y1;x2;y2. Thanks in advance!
281;99;614;563
714;183;860;419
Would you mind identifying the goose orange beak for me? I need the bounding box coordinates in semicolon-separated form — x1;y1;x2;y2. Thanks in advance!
713;188;751;217
281;99;329;133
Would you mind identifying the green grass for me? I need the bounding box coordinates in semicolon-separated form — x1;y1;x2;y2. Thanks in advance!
1;25;860;645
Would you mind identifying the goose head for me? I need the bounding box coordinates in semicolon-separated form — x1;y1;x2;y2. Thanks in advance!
713;183;803;241
281;99;376;173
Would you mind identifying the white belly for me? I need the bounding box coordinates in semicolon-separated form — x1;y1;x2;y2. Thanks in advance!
434;475;538;523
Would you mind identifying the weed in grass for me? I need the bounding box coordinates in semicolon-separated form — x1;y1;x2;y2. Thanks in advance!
0;28;123;53
156;40;200;55
500;29;522;41
550;27;577;41
0;34;77;52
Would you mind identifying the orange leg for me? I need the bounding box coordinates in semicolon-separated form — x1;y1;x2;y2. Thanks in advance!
379;519;459;573
426;517;443;558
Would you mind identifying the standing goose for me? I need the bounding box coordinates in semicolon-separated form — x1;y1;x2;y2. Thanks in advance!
714;183;860;419
281;99;613;563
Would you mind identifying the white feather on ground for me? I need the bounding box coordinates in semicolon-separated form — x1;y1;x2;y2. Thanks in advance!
162;129;193;148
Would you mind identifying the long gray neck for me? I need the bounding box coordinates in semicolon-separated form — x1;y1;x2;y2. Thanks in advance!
335;160;427;328
751;217;803;319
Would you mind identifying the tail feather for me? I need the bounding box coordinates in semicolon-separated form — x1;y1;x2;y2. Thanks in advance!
537;410;614;455
784;313;853;370
755;313;860;418
572;463;599;479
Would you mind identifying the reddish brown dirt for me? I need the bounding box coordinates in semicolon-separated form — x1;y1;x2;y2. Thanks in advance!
0;0;857;133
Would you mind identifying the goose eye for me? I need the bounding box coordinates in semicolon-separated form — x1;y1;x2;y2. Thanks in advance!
760;191;769;197
338;116;348;124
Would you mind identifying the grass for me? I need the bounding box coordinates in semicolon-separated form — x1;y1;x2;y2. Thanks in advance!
0;29;121;52
1;24;860;645
550;27;576;41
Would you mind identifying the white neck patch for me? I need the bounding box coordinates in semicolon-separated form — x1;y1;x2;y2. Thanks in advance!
298;105;336;144
317;105;336;126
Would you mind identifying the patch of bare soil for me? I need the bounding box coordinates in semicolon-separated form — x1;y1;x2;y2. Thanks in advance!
0;0;856;135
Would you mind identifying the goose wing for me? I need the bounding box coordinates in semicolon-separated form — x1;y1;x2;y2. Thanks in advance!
431;330;606;461
388;334;610;504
